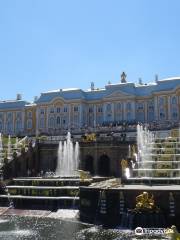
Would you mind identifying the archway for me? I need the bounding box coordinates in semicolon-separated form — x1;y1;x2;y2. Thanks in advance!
97;154;110;176
84;155;94;175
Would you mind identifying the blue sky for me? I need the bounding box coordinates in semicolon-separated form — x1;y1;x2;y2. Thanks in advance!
0;0;180;102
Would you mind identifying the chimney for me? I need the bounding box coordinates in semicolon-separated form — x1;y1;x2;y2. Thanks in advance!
16;94;22;100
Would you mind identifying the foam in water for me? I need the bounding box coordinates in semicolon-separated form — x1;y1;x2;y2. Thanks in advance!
56;132;79;177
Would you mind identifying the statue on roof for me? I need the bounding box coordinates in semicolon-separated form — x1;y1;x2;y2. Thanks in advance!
121;72;127;83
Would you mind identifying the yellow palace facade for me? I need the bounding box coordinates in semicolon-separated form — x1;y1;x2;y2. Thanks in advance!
0;73;180;136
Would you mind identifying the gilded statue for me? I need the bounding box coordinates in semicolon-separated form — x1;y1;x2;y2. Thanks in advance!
165;225;180;240
78;170;92;181
135;191;158;212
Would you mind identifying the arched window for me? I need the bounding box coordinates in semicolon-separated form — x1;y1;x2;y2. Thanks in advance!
16;119;22;131
57;107;61;113
7;121;13;133
57;116;60;125
27;119;32;129
137;103;144;110
49;117;54;128
159;97;164;105
39;118;45;129
116;102;121;111
0;121;3;132
106;103;111;112
127;102;131;111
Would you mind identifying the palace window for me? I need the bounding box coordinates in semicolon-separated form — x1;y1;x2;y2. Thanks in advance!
0;113;3;119
74;106;79;112
27;111;32;118
64;107;68;112
159;97;165;105
127;102;131;111
7;112;13;119
16;112;22;119
89;107;93;113
116;102;122;111
0;121;3;131
40;109;45;115
15;119;22;131
137;103;144;110
97;106;103;113
57;116;61;125
106;103;111;112
62;117;67;125
27;119;32;129
39;118;45;129
7;121;13;132
159;110;165;120
127;112;131;121
57;107;61;113
172;112;178;119
172;107;178;119
171;96;177;105
49;108;54;114
49;117;54;128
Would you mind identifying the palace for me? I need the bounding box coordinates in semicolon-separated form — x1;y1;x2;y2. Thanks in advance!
0;73;180;136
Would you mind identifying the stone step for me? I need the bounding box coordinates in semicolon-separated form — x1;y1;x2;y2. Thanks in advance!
6;186;79;190
0;195;79;200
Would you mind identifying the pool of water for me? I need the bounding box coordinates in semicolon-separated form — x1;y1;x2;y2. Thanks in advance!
0;215;169;240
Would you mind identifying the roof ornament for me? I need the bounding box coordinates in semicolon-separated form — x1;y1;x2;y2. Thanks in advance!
155;74;158;83
108;80;111;85
138;78;143;85
91;82;95;91
34;96;38;102
16;94;22;101
121;72;127;83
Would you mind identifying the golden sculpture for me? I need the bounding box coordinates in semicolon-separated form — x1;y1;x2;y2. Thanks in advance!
78;170;92;181
135;192;158;212
165;225;180;240
83;133;96;142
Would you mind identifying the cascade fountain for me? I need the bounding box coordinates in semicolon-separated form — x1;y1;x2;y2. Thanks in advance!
56;132;79;177
129;124;180;180
7;135;12;161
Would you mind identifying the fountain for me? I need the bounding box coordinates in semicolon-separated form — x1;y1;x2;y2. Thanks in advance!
130;124;180;182
7;135;12;161
56;132;79;177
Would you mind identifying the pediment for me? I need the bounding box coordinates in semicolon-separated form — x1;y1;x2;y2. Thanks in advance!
104;90;135;99
51;97;65;105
